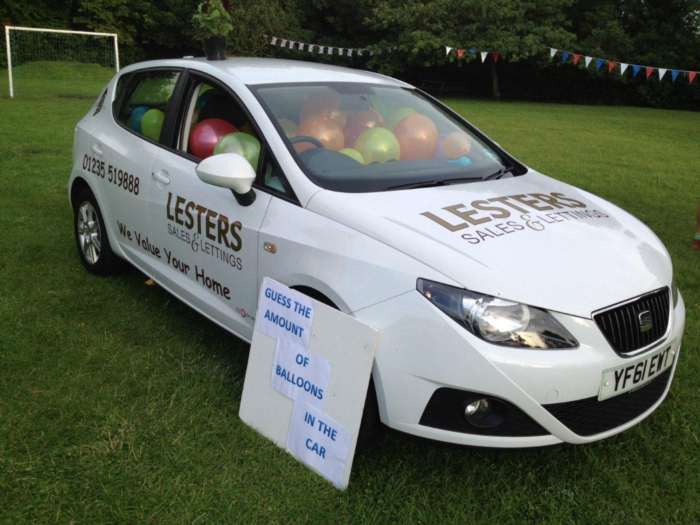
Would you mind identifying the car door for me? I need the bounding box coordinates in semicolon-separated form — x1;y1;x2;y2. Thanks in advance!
145;72;275;340
104;68;182;268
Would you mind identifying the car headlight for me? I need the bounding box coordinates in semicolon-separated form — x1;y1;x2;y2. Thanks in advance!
417;278;578;349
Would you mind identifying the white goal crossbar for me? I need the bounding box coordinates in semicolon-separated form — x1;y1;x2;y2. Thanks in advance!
4;25;120;98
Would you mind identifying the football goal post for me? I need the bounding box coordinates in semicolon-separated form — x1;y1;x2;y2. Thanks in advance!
4;26;119;99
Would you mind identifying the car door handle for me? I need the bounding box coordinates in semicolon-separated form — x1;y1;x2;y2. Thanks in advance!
151;170;171;185
91;144;103;155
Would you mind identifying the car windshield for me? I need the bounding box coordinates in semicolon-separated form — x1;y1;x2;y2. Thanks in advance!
251;82;520;193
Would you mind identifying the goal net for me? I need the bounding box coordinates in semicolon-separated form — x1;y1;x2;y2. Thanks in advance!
3;26;119;99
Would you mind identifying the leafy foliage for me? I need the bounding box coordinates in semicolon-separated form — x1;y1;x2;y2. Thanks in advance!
192;0;234;41
1;0;698;106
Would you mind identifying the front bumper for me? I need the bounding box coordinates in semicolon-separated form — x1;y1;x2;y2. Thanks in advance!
354;290;686;447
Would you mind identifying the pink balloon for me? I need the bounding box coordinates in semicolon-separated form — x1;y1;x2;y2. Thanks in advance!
189;118;237;159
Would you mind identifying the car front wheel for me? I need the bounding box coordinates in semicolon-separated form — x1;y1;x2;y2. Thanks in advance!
73;188;120;275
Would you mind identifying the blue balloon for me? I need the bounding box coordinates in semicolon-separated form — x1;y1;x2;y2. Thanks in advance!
128;106;149;132
448;156;473;167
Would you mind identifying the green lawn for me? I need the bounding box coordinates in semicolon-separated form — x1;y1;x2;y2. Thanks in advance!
1;64;699;524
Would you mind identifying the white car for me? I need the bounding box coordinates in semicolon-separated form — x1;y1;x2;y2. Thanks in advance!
69;57;685;447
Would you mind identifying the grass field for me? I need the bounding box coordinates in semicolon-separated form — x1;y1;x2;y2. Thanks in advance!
1;63;699;524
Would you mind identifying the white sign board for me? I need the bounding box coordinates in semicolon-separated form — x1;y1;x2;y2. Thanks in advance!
240;277;379;490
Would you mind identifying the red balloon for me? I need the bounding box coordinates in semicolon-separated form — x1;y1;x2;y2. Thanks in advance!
343;110;384;148
394;113;438;160
296;116;345;151
189;118;237;159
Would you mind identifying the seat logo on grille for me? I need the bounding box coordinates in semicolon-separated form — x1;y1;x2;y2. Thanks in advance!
638;310;653;333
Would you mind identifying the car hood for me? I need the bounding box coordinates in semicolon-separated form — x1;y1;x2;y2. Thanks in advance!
306;170;672;318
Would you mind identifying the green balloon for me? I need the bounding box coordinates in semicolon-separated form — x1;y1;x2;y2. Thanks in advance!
214;132;261;169
130;77;177;106
338;148;365;164
386;106;416;129
141;109;164;141
354;127;400;164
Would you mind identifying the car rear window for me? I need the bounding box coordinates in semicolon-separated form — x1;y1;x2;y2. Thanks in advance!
115;70;180;144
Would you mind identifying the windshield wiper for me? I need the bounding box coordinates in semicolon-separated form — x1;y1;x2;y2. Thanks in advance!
387;176;479;190
483;165;515;181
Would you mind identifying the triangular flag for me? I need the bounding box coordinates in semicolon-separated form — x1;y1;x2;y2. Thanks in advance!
480;51;488;63
671;69;680;81
632;64;641;77
347;48;354;57
298;42;305;51
318;46;325;54
561;51;570;63
607;60;617;73
595;58;606;70
456;48;466;59
584;56;593;67
549;47;557;59
620;63;628;75
468;47;477;55
645;66;654;78
572;53;582;65
689;71;697;84
445;46;453;56
492;51;500;63
658;68;667;80
279;39;288;48
270;36;278;46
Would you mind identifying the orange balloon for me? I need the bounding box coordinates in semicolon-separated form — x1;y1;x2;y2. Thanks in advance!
300;92;341;123
394;113;438;160
439;131;472;159
343;110;384;148
296;116;345;151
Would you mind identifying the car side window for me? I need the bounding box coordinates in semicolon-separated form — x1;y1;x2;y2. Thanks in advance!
180;78;296;200
116;70;180;144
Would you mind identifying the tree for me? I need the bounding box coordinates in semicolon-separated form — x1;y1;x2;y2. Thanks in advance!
366;0;577;97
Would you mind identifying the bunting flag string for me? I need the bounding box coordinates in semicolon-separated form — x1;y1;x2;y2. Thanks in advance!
269;35;372;57
269;35;698;87
548;46;698;84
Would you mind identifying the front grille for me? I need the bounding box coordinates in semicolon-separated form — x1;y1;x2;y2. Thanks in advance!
594;287;670;355
544;367;672;436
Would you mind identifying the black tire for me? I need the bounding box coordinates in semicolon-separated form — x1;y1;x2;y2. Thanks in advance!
357;377;383;449
73;187;121;276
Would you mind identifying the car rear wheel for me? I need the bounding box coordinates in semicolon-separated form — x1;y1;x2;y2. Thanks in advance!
73;188;120;275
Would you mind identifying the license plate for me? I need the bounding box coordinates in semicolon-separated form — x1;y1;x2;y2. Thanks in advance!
598;346;674;401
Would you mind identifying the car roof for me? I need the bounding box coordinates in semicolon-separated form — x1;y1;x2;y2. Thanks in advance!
122;57;412;88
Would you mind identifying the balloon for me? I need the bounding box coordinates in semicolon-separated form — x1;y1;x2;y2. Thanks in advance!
214;132;261;169
141;109;165;141
386;106;416;129
448;156;473;167
354;127;400;164
128;106;149;132
279;118;298;136
438;131;473;159
300;92;341;123
296;116;344;151
338;148;365;164
130;77;176;106
343;110;384;148
394;113;438;160
189;118;237;159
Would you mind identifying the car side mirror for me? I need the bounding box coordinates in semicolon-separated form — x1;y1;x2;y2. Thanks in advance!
195;153;256;205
